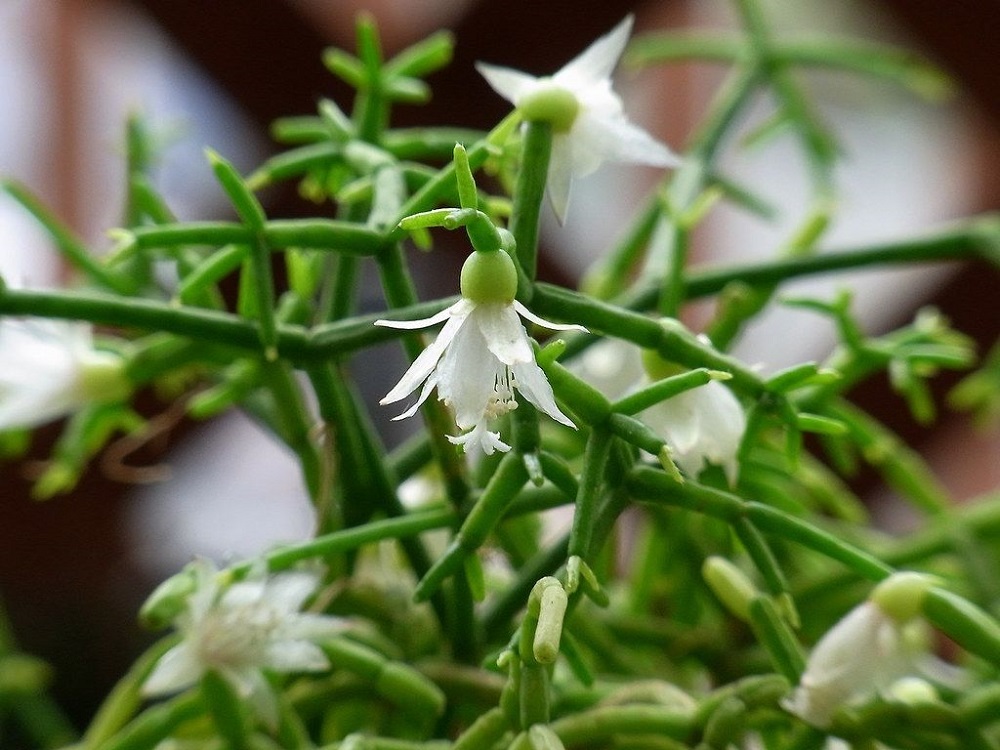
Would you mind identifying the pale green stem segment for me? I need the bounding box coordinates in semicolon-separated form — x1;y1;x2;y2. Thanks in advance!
509;120;553;291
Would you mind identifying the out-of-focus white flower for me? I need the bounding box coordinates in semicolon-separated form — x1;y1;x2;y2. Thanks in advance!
142;560;344;724
782;600;910;728
376;250;584;455
0;318;129;430
643;379;746;485
782;573;937;729
477;15;679;222
572;339;746;483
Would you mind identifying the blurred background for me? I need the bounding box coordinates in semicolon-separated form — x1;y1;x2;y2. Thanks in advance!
0;0;997;730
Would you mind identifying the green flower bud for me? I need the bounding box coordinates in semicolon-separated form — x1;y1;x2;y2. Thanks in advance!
460;249;518;304
139;566;199;629
518;81;580;132
79;351;131;405
886;676;939;705
871;571;936;623
702;556;758;623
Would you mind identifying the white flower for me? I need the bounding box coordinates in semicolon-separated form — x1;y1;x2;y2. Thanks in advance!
477;15;679;222
782;600;915;728
0;318;129;430
571;338;746;483
142;560;344;724
643;379;746;485
376;298;583;456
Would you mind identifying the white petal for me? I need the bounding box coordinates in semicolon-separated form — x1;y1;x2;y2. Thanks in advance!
591;113;680;168
0;389;78;432
391;369;441;421
437;321;499;428
475;62;539;105
381;308;469;405
0;319;91;430
645;382;744;483
513;361;575;428
262;573;319;614
555;15;633;88
374;303;457;330
219;579;267;610
547;136;574;223
513;301;587;333
448;422;511;456
142;644;203;697
783;602;907;728
474;303;533;365
650;389;703;453
283;613;347;641
263;639;330;673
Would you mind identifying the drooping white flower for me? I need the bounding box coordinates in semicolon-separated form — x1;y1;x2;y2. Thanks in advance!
142;560;344;724
643;379;746;485
377;298;582;455
0;317;130;430
782;601;910;728
477;15;679;222
782;573;937;729
376;250;584;455
574;338;746;484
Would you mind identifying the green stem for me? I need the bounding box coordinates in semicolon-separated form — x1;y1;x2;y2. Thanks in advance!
260;362;323;502
626;465;893;580
532;284;766;396
509;120;553;287
568;429;613;560
125;220;386;256
2;180;136;294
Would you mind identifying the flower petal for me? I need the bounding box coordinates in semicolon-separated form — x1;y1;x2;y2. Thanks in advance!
261;573;319;614
547;136;574;223
142;643;202;697
284;613;347;641
374;304;456;330
448;422;511;455
381;306;470;405
437;320;499;428
474;303;533;365
475;62;539;105
263;639;330;673
513;360;575;428
391;369;441;421
555;15;633;88
513;301;587;333
592;113;681;168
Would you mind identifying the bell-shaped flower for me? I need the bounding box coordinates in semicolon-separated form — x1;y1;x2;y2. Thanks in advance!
376;249;584;455
644;379;746;485
0;318;130;431
477;15;679;222
571;339;746;483
782;573;936;729
142;559;345;725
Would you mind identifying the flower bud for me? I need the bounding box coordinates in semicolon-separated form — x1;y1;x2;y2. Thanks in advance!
518;81;580;132
871;571;936;623
460;249;518;303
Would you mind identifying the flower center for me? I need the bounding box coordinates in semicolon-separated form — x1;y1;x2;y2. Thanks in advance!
196;603;280;669
519;81;580;132
484;367;519;418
